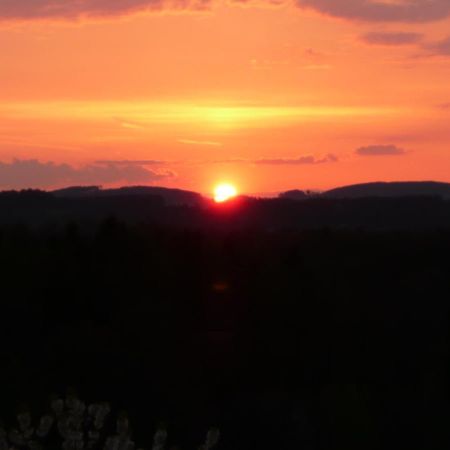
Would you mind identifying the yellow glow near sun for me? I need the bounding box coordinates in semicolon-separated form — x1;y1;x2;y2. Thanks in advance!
0;101;401;127
214;183;238;203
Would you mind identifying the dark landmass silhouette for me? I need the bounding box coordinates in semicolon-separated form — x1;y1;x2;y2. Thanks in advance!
1;181;450;449
50;181;450;204
1;181;450;230
278;189;309;200
322;181;450;199
279;181;450;200
51;185;101;197
52;185;204;205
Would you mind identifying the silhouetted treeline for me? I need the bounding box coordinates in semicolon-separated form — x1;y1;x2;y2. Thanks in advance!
1;219;450;449
321;181;450;199
1;189;450;230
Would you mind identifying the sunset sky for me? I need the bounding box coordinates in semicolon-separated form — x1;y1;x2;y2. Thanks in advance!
1;0;450;194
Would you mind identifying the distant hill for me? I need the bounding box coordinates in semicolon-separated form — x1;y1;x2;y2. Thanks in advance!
1;182;450;230
278;182;450;200
322;181;450;199
52;185;205;206
52;186;101;198
278;190;309;200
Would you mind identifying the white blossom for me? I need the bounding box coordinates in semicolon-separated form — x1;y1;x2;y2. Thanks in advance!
152;427;167;450
200;427;220;450
36;415;54;438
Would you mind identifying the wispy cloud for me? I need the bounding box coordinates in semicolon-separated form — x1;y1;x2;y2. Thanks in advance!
424;35;450;56
178;139;222;147
95;160;167;165
0;159;175;190
114;118;146;130
253;154;338;164
360;32;423;46
211;154;338;165
356;144;407;156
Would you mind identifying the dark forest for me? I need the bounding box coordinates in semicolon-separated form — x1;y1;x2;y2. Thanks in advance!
1;192;450;449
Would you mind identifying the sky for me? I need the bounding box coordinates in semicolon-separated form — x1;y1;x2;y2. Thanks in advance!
1;0;450;194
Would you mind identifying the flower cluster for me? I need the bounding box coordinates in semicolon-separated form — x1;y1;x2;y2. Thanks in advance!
0;393;219;450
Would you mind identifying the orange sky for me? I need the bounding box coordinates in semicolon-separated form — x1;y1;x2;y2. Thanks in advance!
1;0;450;194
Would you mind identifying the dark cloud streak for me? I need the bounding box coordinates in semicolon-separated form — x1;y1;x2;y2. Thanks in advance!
95;160;167;165
296;0;450;23
253;154;338;165
211;154;338;165
361;31;423;46
425;36;450;56
0;159;175;189
356;145;407;156
0;0;209;21
2;0;450;23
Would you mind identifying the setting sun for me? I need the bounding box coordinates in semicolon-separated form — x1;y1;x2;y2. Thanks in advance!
214;183;238;203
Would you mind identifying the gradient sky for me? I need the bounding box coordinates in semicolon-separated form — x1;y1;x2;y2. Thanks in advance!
1;0;450;194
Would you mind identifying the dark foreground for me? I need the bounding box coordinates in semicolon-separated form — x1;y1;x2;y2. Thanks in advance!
1;220;450;449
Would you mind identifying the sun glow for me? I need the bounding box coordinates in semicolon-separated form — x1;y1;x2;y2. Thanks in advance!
214;183;238;203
